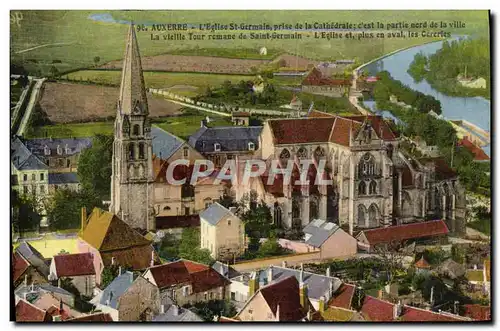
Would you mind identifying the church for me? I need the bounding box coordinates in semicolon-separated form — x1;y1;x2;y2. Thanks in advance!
110;24;466;236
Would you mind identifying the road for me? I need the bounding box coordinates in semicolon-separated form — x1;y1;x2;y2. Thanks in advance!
17;78;46;136
15;42;75;54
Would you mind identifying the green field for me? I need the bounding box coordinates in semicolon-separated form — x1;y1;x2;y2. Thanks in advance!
10;10;489;76
64;70;253;92
155;115;233;140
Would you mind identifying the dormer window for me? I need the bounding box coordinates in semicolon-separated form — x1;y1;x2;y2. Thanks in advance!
182;285;191;296
44;146;50;156
214;143;221;152
65;144;70;154
248;142;255;151
57;145;62;155
183;147;189;158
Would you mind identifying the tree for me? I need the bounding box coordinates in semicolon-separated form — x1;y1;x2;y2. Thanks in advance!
256;234;290;258
47;188;103;231
93;56;101;66
178;228;214;265
49;65;59;77
158;233;180;261
77;134;113;199
100;264;120;289
11;188;41;236
372;241;408;284
217;192;235;209
185;299;236;322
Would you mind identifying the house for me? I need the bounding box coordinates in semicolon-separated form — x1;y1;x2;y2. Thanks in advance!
302;219;357;259
32;292;84;321
229;275;321;321
49;252;96;297
15;283;75;307
155;215;200;240
231;111;251;126
90;270;135;321
77;207;159;285
152;304;203;322
65;313;114;322
226;263;342;310
48;172;80;193
143;259;231;307
301;68;350;97
356;220;449;252
15;299;51;322
25;137;92;173
13;242;50;287
200;202;245;260
457;137;489;162
436;258;466;280
188;124;262;167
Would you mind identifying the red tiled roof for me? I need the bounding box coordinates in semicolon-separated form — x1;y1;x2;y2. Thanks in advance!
53;253;95;277
45;305;72;321
401;306;465;322
359;220;449;246
13;252;30;283
463;304;491;321
66;313;114;322
155;215;200;230
340;115;398;141
360;296;394;321
268;118;337;145
329;284;355;310
457;137;489;161
148;260;230;293
307;110;335;118
232;111;250;117
16;299;50;322
258;275;309;321
100;244;158;270
415;257;431;269
302;68;350;86
330;117;360;147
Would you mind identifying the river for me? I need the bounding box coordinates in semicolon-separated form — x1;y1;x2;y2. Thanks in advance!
362;38;491;156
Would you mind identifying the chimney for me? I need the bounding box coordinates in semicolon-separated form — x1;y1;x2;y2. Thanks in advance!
172;305;179;316
200;120;206;128
282;261;287;268
24;275;28;287
248;271;259;297
393;300;402;319
57;278;61;288
275;303;280;321
328;279;334;298
454;301;459;315
299;282;309;312
299;268;304;284
118;266;122;276
430;286;435;306
106;291;113;306
160;304;165;314
326;267;331;278
80;207;87;232
111;257;116;265
319;296;326;313
267;265;273;283
150;251;155;267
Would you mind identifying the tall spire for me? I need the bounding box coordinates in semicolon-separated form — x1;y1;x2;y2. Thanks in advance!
118;23;148;115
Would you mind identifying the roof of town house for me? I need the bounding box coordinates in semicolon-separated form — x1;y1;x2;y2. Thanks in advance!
147;259;230;292
359;295;395;321
152;305;203;322
16;242;50;279
199;202;234;226
418;157;457;180
95;271;135;309
339;115;399;141
321;306;362;322
100;244;158;271
11;136;48;171
328;283;356;310
155;215;200;230
307;109;335;118
151;126;184;161
232;111;250;117
256;275;310;321
80;208;152;252
15;299;50;322
33;292;82;320
212;261;242;279
437;259;466;279
414;256;431;269
457;137;489;161
400;305;468;322
463;304;491;321
15;284;75;303
65;313;114;322
303;219;345;248
465;269;484;282
357;220;449;246
48;172;79;185
52;252;95;277
254;265;342;301
25;137;92;157
187;126;262;153
13;252;30;284
302;68;350;86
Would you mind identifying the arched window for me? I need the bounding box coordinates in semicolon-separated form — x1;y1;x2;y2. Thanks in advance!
274;202;282;228
369;181;377;195
357;205;367;226
279;148;290;160
309;197;318;220
402;191;413;217
133;124;140;136
358;153;375;177
358;181;367;195
297;147;307;159
138;143;145;159
368;204;379;227
314;146;326;162
128;143;135;160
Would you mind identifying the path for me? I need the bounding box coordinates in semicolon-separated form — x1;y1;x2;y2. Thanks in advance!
15;42;75;54
17;78;46;136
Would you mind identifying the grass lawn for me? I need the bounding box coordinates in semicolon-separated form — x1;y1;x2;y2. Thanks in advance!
21;238;79;258
26;121;113;138
153;114;233;140
467;219;490;236
64;70;253;91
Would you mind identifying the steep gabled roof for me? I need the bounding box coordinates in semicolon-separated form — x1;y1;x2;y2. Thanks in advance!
97;271;135;309
199;202;232;226
151;126;184;160
360;295;394;321
15;299;50;322
53;252;95;277
268;118;337;145
357;220;449;246
188;126;262;153
13;252;30;283
16;242;50;279
328;283;355;310
11;136;48;171
340;115;397;141
457;137;489;161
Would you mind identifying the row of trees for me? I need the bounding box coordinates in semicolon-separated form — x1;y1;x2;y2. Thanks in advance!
408;37;490;99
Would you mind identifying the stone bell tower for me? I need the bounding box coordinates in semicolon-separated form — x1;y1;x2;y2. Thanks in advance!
110;23;155;230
